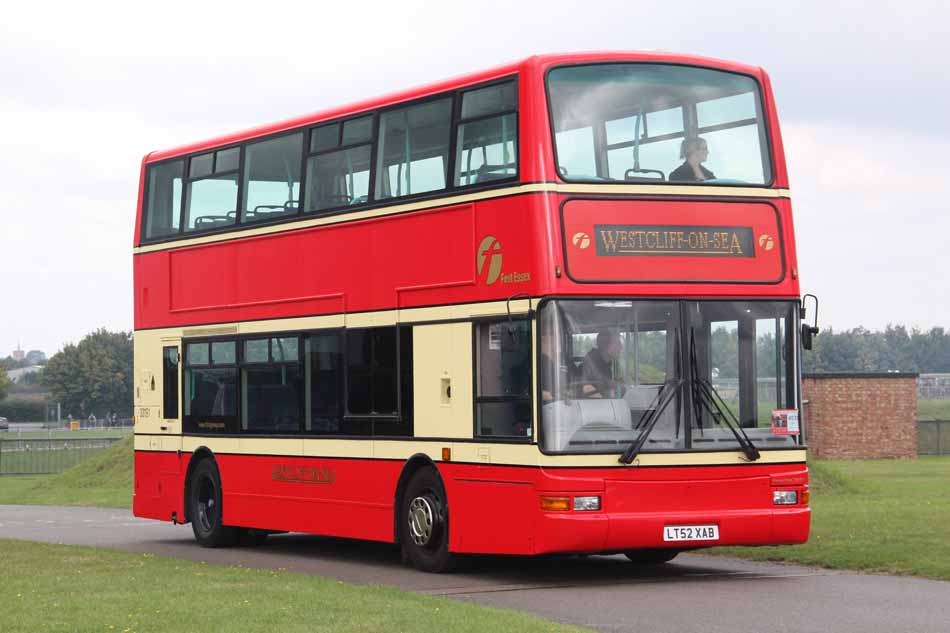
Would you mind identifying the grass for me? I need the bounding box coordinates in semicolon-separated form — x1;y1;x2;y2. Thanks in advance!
918;397;950;420
0;435;132;507
1;539;590;633
2;436;949;581
716;456;950;580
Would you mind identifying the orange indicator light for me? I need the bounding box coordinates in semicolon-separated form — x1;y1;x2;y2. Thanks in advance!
442;447;451;461
540;496;571;511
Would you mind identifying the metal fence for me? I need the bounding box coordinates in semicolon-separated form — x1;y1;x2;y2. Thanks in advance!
0;437;126;475
918;420;950;456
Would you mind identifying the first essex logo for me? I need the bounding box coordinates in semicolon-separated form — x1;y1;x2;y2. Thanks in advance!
476;235;530;286
476;236;503;284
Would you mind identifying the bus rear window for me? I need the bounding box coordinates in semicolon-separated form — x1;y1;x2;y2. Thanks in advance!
548;64;772;185
144;160;183;239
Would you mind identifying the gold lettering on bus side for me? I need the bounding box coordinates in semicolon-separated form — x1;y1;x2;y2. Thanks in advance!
271;464;336;484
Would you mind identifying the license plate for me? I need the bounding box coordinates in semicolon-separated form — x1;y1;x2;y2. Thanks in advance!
663;524;719;542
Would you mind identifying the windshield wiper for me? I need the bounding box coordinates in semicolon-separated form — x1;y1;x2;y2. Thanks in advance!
618;378;684;464
619;331;683;465
688;328;760;462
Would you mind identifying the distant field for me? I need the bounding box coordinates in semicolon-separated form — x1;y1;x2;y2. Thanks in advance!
717;456;950;580
918;398;950;420
1;428;132;440
2;540;590;633
0;435;132;507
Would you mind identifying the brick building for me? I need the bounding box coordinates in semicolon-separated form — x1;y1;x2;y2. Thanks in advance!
802;373;918;460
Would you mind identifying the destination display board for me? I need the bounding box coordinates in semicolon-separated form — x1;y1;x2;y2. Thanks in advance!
561;198;785;283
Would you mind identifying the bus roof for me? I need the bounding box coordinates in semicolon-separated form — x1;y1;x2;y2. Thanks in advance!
144;51;765;164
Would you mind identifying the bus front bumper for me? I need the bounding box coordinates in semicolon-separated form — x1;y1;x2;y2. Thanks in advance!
533;506;810;554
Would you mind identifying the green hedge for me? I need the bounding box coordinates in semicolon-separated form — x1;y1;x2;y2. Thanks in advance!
0;398;48;422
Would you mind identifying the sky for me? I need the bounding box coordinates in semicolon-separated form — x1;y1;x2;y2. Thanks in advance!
1;0;948;357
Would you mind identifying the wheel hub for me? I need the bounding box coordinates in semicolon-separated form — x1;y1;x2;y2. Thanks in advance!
408;496;436;546
197;477;217;532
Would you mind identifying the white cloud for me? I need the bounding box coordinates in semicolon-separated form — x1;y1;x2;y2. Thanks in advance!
783;121;950;331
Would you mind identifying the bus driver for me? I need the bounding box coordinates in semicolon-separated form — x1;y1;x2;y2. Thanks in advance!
581;330;622;398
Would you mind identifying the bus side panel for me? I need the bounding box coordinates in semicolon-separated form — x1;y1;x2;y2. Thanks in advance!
133;195;549;332
441;463;539;554
133;450;187;523
216;453;398;543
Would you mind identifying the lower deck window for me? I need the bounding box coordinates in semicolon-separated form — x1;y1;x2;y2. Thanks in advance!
184;340;238;433
343;327;413;436
180;328;412;437
241;337;302;434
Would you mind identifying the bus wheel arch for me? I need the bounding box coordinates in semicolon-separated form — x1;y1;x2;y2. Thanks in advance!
183;447;216;524
393;454;438;542
394;456;455;572
183;449;238;547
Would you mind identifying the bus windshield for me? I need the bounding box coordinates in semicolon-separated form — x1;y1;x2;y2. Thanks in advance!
539;299;800;454
547;63;772;185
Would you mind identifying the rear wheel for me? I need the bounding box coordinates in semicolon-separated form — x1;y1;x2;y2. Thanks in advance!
188;458;238;548
400;468;454;573
623;548;680;565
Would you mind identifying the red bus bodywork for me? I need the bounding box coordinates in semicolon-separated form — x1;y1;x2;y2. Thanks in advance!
133;52;809;558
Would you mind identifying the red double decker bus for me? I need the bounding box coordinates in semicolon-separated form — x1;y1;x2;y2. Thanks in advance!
133;52;809;572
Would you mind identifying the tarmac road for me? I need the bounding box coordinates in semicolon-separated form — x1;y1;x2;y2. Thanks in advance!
2;504;948;633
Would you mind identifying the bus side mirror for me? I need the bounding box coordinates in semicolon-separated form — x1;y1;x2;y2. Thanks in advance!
800;293;820;350
801;323;819;350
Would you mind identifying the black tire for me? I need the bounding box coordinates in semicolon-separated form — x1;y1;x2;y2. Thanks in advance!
623;548;680;565
400;468;455;573
188;458;238;548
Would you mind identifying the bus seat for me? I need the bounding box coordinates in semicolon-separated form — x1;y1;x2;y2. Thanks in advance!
194;214;233;229
624;384;660;410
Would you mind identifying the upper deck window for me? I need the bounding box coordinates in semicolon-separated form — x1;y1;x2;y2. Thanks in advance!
144;160;183;239
242;133;303;223
454;81;518;187
141;75;520;244
547;64;772;185
305;115;374;213
375;98;452;200
184;148;241;232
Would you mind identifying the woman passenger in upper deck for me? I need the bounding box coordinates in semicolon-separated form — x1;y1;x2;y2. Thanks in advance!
669;137;715;182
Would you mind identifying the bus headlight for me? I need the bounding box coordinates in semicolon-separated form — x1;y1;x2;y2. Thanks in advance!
573;496;601;511
773;490;798;505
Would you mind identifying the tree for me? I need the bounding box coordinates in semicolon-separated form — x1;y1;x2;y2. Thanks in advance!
0;367;10;401
43;329;133;418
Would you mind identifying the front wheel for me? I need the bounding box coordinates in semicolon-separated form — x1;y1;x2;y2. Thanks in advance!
400;468;454;572
623;548;680;565
188;458;238;548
